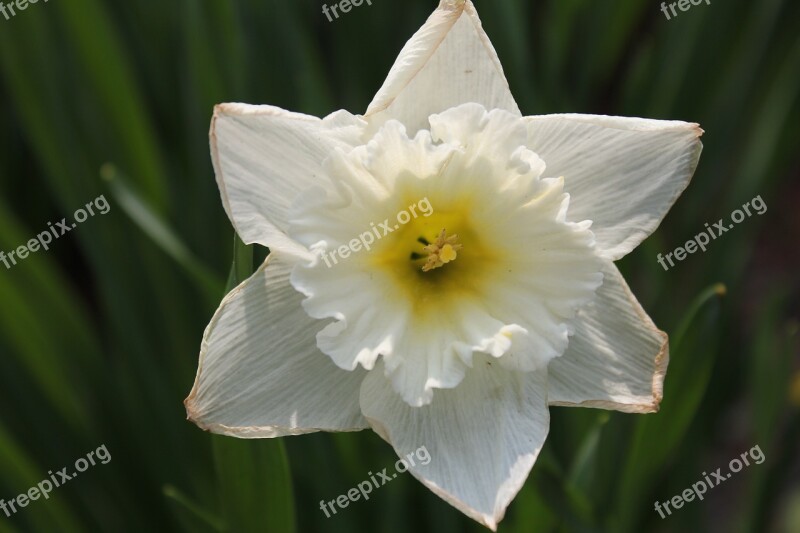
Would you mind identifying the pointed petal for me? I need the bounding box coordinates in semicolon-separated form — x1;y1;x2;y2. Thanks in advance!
211;104;366;258
547;261;668;413
525;114;703;260
185;252;368;437
365;0;519;135
360;359;549;530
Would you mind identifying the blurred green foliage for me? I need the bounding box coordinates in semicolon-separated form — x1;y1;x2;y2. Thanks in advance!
0;0;798;532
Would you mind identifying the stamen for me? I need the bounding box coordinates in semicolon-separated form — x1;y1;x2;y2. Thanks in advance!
421;229;462;272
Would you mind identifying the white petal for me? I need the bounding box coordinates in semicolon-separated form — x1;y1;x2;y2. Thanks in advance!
365;0;519;135
211;104;366;258
185;252;368;437
547;261;668;413
360;359;549;531
525;114;703;260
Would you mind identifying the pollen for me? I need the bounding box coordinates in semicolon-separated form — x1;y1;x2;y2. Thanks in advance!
422;229;462;272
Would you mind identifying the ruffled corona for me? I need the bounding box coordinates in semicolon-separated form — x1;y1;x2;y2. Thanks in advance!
289;104;604;406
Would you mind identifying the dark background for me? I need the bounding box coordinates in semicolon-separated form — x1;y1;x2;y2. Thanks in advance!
0;0;798;531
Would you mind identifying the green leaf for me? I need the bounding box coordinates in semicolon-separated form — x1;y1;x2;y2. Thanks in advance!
226;234;256;291
616;283;726;531
530;459;597;533
163;484;225;533
212;436;296;533
738;316;799;532
102;164;223;306
567;412;610;492
0;200;100;435
52;0;170;212
0;422;83;532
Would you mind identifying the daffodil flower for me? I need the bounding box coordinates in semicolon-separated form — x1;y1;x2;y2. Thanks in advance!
185;0;702;528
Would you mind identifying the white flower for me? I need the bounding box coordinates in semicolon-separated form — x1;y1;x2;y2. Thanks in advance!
185;0;703;528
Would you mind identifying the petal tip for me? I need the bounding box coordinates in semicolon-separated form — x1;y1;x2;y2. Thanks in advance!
183;395;209;431
650;332;670;412
211;103;226;117
439;0;467;9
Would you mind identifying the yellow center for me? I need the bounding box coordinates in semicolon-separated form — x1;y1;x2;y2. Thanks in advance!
369;197;499;313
